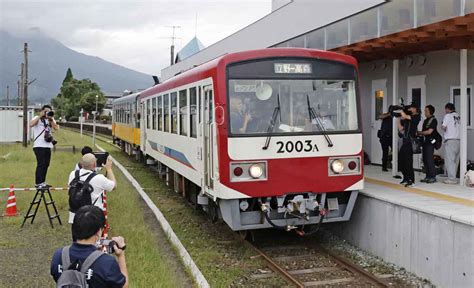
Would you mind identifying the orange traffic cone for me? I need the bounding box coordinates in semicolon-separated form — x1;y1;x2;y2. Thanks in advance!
3;184;19;217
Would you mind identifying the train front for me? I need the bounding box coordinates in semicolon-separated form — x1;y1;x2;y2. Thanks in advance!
216;52;363;232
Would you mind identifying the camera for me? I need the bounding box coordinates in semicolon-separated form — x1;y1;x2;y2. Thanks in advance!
389;104;412;117
99;239;116;254
46;110;55;117
44;130;57;145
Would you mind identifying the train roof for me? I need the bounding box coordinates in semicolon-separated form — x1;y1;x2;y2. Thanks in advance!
112;92;141;105
140;48;358;100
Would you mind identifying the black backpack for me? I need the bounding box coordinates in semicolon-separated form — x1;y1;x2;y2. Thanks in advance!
68;171;97;213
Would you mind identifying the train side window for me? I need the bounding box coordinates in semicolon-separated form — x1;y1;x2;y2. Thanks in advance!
198;86;202;125
157;95;162;131
152;97;157;130
171;92;177;134
179;89;188;136
127;103;130;124
147;99;151;129
190;87;197;138
164;94;170;132
209;90;213;123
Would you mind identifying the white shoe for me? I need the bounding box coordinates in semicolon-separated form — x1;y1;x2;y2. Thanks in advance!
443;179;458;184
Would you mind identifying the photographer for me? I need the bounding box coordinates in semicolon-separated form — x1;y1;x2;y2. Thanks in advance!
417;105;438;183
51;205;128;287
378;106;393;172
68;153;116;224
30;105;59;187
397;104;421;187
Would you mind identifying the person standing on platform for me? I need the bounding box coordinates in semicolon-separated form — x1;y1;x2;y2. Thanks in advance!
398;104;421;187
442;103;461;184
418;105;438;183
378;107;393;172
30;105;59;187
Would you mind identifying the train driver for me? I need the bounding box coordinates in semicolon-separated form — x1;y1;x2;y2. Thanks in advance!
230;97;252;133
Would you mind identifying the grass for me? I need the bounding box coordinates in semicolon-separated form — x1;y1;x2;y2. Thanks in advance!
0;130;188;287
95;138;271;287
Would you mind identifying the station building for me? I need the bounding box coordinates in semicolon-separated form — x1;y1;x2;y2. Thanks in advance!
163;0;473;184
161;1;474;286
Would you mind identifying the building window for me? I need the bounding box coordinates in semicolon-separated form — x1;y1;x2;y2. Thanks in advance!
179;89;188;136
375;90;384;121
164;94;170;132
451;86;472;128
157;95;162;131
171;92;177;134
190;87;197;138
152;97;157;130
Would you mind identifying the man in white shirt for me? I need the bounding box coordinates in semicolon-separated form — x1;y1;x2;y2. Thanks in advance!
68;153;116;224
442;103;461;184
30;105;59;187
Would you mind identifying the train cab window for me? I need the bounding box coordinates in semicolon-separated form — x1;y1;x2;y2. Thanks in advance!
152;97;157;130
164;94;170;132
147;99;151;129
179;89;188;136
228;79;358;135
171;92;177;134
157;95;163;131
190;87;197;138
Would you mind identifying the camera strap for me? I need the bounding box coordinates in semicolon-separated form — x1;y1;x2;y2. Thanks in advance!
33;119;49;142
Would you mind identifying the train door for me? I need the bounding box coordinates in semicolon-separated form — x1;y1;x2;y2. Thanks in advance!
202;85;215;192
371;79;387;165
140;101;146;154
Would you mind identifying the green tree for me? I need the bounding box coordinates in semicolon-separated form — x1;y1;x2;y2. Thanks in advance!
52;69;105;119
62;68;74;85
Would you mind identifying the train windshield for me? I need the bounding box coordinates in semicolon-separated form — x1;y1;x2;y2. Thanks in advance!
228;79;358;135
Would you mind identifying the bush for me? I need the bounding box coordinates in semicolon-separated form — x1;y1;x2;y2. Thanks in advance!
68;116;79;122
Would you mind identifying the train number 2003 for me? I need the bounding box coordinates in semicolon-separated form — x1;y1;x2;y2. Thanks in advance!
276;140;320;153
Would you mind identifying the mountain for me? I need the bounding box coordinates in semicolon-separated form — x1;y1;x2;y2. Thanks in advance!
0;30;153;104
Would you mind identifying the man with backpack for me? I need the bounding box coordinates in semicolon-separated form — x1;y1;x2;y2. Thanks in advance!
51;205;128;287
68;153;116;225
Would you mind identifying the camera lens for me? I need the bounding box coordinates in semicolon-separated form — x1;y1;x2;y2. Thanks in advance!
47;111;54;117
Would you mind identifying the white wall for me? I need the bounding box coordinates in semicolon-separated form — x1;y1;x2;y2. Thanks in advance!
272;0;292;12
359;49;474;162
161;0;386;80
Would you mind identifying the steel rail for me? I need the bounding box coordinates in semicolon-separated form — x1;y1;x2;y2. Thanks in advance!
246;241;305;288
313;244;390;287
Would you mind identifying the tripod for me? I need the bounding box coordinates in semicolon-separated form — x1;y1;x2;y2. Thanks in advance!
21;186;62;228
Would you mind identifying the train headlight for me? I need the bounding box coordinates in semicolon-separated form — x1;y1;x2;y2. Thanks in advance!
249;164;264;178
331;159;345;174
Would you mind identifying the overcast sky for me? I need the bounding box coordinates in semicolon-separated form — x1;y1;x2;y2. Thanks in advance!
0;0;271;75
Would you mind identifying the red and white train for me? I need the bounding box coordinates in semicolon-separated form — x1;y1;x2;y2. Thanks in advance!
113;48;363;233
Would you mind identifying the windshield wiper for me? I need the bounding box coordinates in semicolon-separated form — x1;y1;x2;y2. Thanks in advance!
306;95;333;147
262;94;281;150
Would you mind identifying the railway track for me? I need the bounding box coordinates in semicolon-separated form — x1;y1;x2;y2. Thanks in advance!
243;236;392;287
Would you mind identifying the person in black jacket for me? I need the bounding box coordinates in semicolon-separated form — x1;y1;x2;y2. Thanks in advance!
417;105;438;183
378;107;393;172
398;104;421;187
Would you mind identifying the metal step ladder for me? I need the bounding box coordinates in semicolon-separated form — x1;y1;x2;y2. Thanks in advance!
21;186;62;228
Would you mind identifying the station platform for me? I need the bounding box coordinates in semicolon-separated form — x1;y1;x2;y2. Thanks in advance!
364;165;473;226
331;165;473;288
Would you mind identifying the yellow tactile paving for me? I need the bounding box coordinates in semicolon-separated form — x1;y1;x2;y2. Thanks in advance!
365;177;474;208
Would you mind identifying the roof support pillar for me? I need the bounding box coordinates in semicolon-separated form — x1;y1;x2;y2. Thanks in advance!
392;59;399;177
460;49;468;186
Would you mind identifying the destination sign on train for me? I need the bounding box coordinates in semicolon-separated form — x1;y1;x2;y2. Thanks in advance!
274;63;312;74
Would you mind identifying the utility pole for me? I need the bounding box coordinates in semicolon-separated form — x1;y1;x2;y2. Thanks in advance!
22;43;29;147
17;80;20;106
166;25;180;65
19;63;24;106
6;85;9;106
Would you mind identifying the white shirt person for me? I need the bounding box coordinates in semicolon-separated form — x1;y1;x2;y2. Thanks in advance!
68;153;116;223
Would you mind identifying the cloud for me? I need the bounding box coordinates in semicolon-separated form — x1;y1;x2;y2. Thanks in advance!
0;0;270;75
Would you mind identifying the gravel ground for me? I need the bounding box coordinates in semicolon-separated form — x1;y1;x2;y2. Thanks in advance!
317;229;434;287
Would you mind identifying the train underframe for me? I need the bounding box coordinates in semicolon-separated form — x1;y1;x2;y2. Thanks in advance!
113;138;359;233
